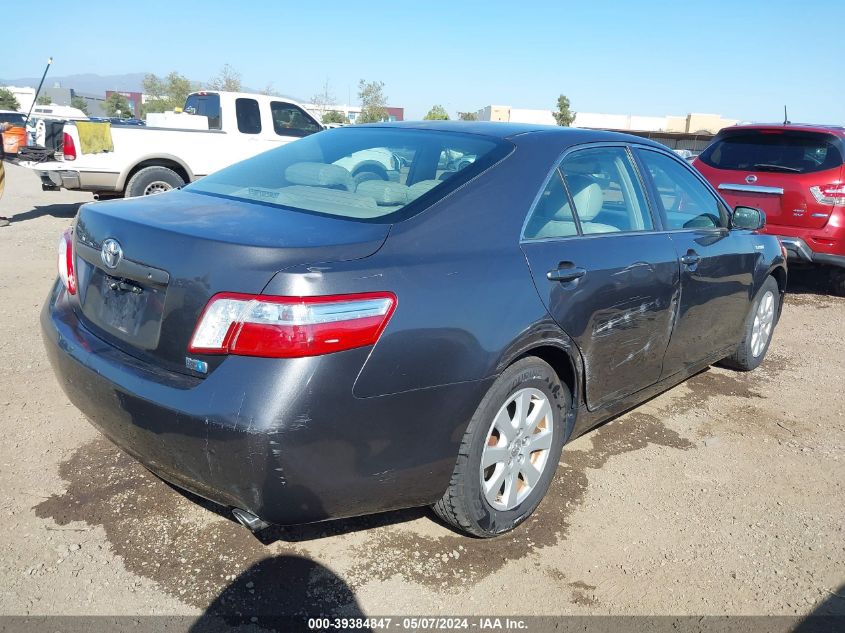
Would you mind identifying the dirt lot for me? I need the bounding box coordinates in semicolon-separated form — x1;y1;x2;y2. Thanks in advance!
0;161;843;621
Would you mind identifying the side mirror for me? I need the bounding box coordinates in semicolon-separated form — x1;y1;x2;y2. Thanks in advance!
731;206;766;230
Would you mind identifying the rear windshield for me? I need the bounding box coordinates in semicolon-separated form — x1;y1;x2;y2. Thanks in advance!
699;131;843;174
0;112;25;126
186;127;511;223
183;93;221;130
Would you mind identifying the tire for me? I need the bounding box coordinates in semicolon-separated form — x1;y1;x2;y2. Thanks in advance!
720;276;780;371
124;166;185;198
433;357;569;537
352;166;388;187
829;268;845;297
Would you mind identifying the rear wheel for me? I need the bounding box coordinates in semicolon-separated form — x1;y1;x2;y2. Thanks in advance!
125;166;185;198
433;357;568;537
720;276;780;371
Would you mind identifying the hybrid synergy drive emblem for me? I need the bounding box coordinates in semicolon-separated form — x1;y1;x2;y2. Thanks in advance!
100;238;123;269
746;174;758;184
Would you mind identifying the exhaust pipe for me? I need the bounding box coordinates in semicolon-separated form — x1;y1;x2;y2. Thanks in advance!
93;192;122;201
232;508;271;532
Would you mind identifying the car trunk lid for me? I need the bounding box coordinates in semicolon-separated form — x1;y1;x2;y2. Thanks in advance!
71;190;390;375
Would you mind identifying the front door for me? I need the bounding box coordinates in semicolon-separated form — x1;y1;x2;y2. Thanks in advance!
634;148;756;377
521;145;679;410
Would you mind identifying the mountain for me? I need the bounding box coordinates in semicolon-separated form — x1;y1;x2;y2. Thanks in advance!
0;73;148;96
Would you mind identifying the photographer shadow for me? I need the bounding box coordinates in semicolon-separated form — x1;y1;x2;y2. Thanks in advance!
189;554;372;633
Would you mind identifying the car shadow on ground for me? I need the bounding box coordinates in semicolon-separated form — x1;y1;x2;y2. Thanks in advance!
3;202;83;224
785;267;842;297
188;554;371;632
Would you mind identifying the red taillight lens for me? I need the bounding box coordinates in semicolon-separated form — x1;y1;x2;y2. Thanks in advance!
57;228;77;295
188;292;396;358
810;183;845;206
62;132;76;161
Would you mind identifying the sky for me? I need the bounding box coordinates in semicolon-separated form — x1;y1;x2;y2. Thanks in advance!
2;0;842;124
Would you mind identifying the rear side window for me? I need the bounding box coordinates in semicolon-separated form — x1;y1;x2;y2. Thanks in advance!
185;127;512;223
699;131;843;174
639;149;728;230
236;98;262;134
271;102;321;137
183;93;221;130
523;170;578;239
560;146;653;234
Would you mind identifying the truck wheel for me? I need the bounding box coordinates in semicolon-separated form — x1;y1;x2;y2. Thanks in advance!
432;357;568;537
125;166;185;198
720;276;780;372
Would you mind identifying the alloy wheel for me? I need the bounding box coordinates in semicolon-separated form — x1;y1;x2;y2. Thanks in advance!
480;387;554;511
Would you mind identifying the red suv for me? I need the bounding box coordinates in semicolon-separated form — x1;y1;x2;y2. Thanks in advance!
694;124;845;294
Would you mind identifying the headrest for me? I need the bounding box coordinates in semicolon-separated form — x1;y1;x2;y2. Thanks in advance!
356;180;409;206
285;162;353;191
566;174;603;221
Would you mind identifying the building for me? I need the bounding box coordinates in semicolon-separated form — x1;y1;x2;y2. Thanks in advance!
105;91;143;117
474;105;739;135
305;103;404;124
5;84;106;117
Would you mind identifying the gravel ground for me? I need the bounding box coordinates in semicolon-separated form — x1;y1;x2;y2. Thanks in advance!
0;161;842;621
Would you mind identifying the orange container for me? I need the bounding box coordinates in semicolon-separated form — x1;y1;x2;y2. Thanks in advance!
2;126;26;155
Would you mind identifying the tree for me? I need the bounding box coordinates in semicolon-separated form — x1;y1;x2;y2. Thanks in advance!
36;94;52;105
104;92;132;118
357;79;387;124
70;96;89;115
208;64;242;92
553;94;575;127
310;78;336;110
423;104;450;121
141;71;196;117
458;111;478;121
259;83;281;96
321;110;347;125
0;87;20;111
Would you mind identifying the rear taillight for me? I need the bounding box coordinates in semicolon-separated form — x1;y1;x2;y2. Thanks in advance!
809;183;845;206
188;292;396;358
62;132;76;161
57;228;77;295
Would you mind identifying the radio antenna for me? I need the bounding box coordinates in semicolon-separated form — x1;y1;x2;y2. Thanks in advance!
783;105;790;125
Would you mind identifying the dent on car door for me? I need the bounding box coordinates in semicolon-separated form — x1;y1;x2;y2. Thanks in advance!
520;145;679;410
634;148;757;377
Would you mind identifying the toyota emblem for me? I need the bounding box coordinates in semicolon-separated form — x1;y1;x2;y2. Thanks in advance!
100;238;123;269
746;174;758;184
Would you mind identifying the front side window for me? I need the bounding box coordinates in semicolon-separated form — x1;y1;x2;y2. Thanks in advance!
235;98;261;134
271;102;322;137
560;146;653;234
638;149;728;230
523;170;578;239
185;127;511;222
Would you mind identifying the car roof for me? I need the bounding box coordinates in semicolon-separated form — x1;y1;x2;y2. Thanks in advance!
720;123;845;138
356;120;667;148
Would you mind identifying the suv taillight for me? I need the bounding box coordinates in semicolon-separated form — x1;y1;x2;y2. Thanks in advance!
57;228;77;295
810;183;845;206
62;132;76;161
188;292;396;358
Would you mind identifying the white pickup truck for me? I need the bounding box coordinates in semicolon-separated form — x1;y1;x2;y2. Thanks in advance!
23;91;332;199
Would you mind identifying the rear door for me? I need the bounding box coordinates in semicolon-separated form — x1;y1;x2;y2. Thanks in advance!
695;130;844;231
636;147;756;377
521;144;679;410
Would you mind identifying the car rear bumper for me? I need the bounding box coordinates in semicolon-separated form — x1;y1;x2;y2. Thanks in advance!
776;235;845;269
32;166;119;192
41;281;487;526
768;214;845;268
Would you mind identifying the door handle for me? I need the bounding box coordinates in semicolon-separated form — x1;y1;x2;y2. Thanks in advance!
547;266;587;282
680;251;701;266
